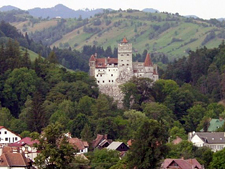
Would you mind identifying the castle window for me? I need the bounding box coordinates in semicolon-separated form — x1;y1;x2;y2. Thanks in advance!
5;138;8;141
100;75;102;77
103;81;105;83
112;80;114;82
127;64;129;66
98;70;100;71
96;75;98;77
122;64;124;66
5;131;7;134
109;69;110;71
109;80;111;82
98;81;100;83
121;60;123;62
121;54;124;56
127;60;129;62
111;74;113;76
127;54;129;56
15;137;18;141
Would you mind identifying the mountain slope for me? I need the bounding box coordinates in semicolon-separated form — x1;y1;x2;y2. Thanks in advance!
5;9;225;60
28;4;110;19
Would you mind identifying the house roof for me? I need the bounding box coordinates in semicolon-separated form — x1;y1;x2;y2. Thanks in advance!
144;53;153;67
107;141;123;150
92;134;108;148
8;137;39;147
68;138;89;151
0;152;30;167
162;158;202;169
200;119;224;132
193;132;225;144
172;136;183;145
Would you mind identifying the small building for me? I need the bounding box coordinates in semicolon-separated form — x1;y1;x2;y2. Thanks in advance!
172;136;183;145
0;146;33;169
92;134;112;149
8;137;39;162
189;132;225;152
200;118;224;132
106;141;129;152
161;158;203;169
0;126;21;145
68;138;89;154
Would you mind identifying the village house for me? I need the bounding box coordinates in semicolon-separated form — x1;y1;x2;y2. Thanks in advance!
8;137;39;162
200;118;224;132
189;132;225;152
68;137;89;154
0;126;21;145
92;134;112;149
107;141;129;152
0;146;33;169
161;158;203;169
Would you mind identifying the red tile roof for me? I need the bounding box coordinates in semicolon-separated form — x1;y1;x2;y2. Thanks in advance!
122;37;128;43
107;57;118;64
162;158;202;169
0;152;31;167
92;134;108;148
95;58;107;68
8;137;39;147
68;138;89;151
144;53;153;67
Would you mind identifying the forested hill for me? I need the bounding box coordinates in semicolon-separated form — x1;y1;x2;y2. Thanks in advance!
3;9;225;60
162;42;225;102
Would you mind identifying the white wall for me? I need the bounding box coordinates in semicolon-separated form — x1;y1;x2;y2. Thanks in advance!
95;67;119;85
0;128;21;144
191;135;204;147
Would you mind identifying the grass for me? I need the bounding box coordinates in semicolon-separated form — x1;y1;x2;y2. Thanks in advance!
11;10;225;60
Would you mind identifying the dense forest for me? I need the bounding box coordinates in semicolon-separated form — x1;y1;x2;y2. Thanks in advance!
1;18;225;168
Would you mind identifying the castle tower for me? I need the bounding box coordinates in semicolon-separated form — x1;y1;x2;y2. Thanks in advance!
118;37;133;71
89;54;96;77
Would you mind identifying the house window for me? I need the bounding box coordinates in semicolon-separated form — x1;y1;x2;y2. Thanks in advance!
4;131;7;134
5;138;8;141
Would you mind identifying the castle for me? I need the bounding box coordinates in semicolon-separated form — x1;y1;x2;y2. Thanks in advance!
89;37;158;106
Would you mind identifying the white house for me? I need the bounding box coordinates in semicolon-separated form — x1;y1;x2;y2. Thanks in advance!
0;126;21;145
8;137;39;162
189;132;225;152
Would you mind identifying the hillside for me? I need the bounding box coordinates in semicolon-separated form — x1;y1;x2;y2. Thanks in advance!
8;10;225;60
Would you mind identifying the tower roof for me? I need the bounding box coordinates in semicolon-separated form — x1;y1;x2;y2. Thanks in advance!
144;53;153;66
89;54;95;61
122;37;128;43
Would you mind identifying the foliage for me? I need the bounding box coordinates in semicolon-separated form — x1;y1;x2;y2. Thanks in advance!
34;122;76;169
210;148;225;169
89;149;119;169
127;119;168;169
